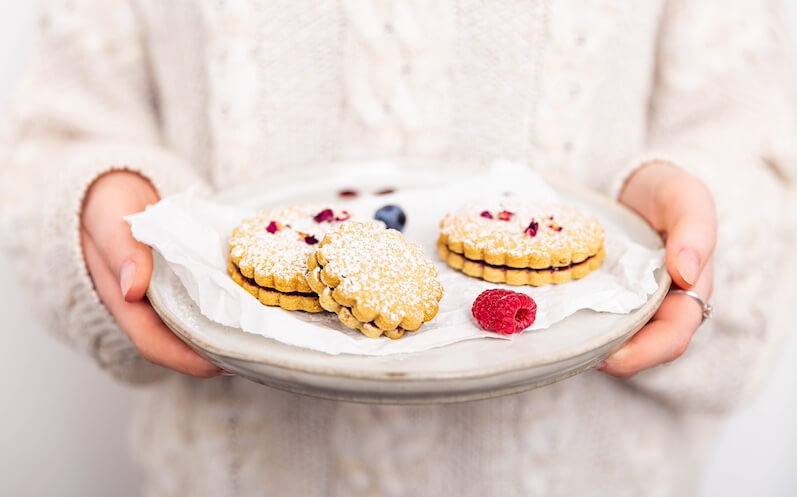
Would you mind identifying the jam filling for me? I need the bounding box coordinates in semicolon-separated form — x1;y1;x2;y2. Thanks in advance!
463;252;597;273
337;303;398;331
237;269;318;297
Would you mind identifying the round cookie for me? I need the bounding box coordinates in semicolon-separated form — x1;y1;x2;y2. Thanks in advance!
306;221;444;339
438;199;605;285
228;259;324;312
229;204;353;312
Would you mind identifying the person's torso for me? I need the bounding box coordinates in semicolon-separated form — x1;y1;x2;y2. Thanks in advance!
132;372;703;497
135;0;662;191
128;3;704;496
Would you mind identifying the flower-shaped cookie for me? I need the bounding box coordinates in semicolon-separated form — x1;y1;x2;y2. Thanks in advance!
228;204;353;312
306;221;444;339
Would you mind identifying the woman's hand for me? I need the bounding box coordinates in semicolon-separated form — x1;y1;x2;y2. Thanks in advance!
80;171;221;378
600;161;716;377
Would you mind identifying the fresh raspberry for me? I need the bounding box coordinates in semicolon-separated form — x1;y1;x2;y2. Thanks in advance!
471;289;537;334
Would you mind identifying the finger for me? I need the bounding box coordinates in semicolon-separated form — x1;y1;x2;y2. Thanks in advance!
659;179;717;289
657;256;713;321
82;182;154;302
82;229;221;378
599;260;713;377
599;292;702;378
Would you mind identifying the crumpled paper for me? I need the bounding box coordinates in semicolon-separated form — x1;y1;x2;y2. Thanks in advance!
127;163;664;356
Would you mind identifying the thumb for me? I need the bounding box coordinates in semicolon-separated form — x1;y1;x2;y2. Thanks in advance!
82;172;159;302
662;183;717;289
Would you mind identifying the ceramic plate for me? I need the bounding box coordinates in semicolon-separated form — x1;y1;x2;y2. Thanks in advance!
147;163;670;404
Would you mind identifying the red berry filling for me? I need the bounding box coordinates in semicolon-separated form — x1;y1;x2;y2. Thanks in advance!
480;211;493;219
472;289;537;334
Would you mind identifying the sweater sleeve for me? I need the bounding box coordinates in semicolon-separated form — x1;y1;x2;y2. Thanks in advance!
0;0;209;384
606;0;797;413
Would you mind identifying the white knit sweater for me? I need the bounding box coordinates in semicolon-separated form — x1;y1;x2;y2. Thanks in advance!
2;1;797;496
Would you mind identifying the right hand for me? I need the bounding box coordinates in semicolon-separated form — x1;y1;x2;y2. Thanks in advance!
80;171;221;378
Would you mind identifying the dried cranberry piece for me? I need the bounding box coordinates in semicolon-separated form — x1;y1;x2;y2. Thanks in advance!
266;221;280;234
313;209;335;223
525;219;538;237
498;210;514;221
480;211;493;219
338;189;358;198
547;219;563;232
334;211;352;222
375;188;395;195
296;230;319;245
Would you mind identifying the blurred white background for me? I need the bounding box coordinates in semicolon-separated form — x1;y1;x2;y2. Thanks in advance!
1;3;796;497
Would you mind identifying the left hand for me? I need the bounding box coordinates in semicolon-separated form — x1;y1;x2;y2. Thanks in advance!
599;161;716;377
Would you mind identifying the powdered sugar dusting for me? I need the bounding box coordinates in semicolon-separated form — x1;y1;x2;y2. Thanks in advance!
440;199;605;260
318;221;443;325
230;204;357;284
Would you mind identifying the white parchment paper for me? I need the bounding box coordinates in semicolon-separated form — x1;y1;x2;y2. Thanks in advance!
127;163;665;356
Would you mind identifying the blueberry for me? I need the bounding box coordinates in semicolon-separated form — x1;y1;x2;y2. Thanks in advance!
374;205;406;231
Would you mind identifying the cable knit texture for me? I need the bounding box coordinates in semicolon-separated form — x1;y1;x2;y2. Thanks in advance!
1;0;796;495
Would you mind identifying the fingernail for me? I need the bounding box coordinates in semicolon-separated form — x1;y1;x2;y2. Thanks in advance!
120;260;136;298
595;361;607;370
676;249;699;286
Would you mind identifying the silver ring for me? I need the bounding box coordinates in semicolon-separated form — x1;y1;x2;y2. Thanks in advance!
669;289;713;324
